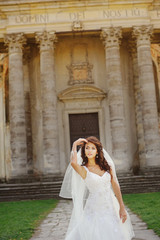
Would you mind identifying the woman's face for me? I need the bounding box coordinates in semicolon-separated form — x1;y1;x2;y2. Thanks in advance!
85;142;97;159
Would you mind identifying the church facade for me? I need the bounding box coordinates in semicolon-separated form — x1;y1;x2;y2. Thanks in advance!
0;0;160;180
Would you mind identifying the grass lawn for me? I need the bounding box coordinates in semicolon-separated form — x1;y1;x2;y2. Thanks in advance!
0;199;58;240
123;192;160;237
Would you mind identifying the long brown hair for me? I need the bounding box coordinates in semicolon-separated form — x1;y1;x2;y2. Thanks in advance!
81;136;110;172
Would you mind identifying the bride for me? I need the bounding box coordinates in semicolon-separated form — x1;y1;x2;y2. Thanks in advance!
60;136;134;240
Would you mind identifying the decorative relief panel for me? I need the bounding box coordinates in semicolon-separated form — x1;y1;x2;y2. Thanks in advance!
67;43;94;85
67;62;93;85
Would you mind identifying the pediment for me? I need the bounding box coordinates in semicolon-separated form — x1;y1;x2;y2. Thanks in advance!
58;85;107;102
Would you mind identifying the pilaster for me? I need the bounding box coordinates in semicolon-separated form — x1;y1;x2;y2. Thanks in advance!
23;47;33;173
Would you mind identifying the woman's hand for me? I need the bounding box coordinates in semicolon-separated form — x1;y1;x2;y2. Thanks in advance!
72;138;88;151
119;206;127;223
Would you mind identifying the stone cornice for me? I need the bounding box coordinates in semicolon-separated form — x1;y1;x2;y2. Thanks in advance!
58;85;107;102
0;1;157;17
0;0;155;8
0;1;160;39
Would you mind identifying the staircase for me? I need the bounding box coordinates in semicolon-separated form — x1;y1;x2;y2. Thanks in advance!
119;174;160;194
0;175;63;202
0;170;160;202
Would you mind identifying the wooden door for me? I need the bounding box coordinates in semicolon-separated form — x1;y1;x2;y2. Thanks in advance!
69;112;99;148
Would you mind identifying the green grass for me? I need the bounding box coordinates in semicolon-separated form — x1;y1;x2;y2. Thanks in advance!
0;199;58;240
123;192;160;237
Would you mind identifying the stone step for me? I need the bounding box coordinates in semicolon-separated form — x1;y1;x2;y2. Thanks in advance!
1;176;64;184
0;173;160;202
0;180;159;192
0;193;60;202
118;175;160;181
0;181;62;188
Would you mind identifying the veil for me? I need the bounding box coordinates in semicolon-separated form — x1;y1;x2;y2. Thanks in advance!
59;148;134;239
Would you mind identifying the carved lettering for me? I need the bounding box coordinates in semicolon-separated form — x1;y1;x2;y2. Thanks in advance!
103;8;141;19
103;10;121;18
15;14;48;24
132;8;140;17
69;11;85;21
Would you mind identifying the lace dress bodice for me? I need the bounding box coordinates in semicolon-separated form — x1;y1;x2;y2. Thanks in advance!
83;166;120;229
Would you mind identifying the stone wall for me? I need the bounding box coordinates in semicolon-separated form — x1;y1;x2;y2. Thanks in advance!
0;0;160;179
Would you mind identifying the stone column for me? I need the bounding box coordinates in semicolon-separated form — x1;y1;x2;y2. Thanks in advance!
133;25;160;166
0;65;6;180
35;31;60;173
101;27;128;169
129;41;146;169
4;33;27;176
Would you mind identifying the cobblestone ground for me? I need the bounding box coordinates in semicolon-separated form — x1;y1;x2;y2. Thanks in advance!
30;200;160;240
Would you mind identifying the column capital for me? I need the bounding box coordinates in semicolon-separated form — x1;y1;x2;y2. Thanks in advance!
35;31;57;51
100;27;122;48
132;25;153;46
4;33;26;54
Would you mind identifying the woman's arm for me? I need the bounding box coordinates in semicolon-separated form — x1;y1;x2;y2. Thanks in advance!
70;138;87;179
111;169;127;223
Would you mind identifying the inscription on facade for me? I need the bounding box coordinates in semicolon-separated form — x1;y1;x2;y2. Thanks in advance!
2;8;160;26
6;8;160;25
102;8;144;18
15;14;49;24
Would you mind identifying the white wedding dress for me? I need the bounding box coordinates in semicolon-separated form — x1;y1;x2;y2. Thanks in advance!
65;166;134;240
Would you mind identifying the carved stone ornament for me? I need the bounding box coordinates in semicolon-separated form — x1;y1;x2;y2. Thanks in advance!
58;85;107;102
100;27;122;48
4;33;26;54
67;43;94;85
35;31;57;51
132;25;153;46
72;21;84;31
67;62;93;85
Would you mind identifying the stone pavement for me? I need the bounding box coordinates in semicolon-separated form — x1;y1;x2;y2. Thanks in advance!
30;200;160;240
